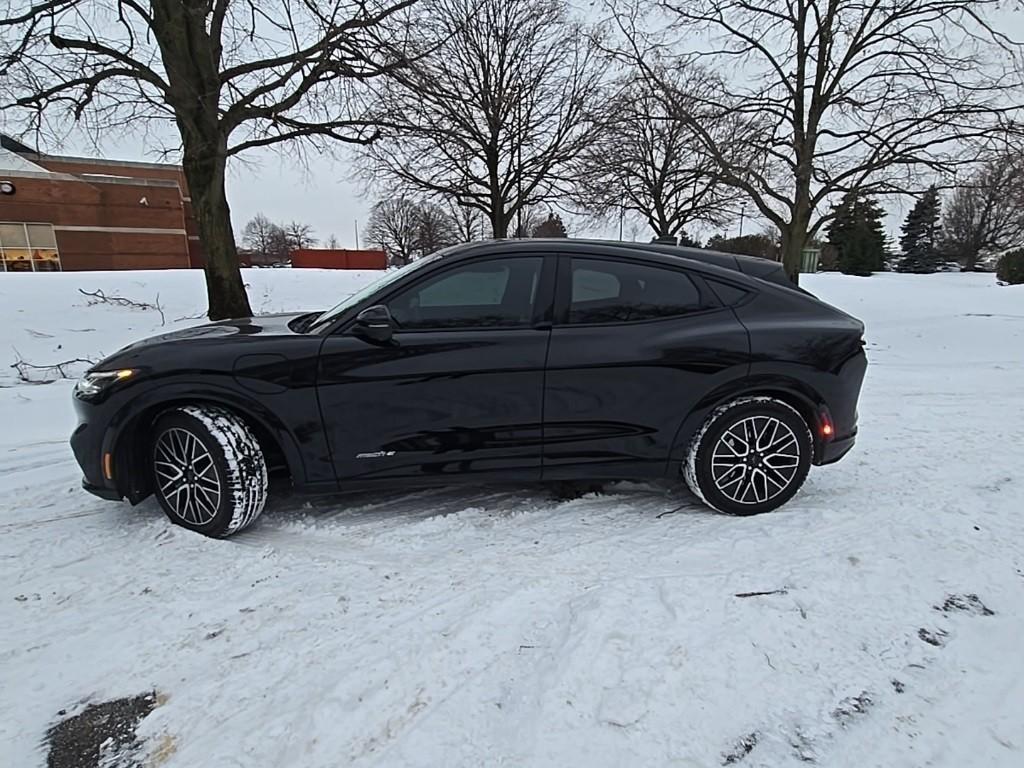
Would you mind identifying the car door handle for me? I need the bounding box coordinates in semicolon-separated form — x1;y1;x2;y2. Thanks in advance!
533;321;552;331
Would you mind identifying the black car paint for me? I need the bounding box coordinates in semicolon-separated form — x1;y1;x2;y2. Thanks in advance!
71;240;867;504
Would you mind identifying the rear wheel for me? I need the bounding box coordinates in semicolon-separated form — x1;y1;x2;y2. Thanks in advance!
151;405;268;537
684;397;812;515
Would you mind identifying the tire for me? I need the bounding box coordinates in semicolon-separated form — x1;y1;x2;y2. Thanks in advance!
683;397;812;516
150;405;268;537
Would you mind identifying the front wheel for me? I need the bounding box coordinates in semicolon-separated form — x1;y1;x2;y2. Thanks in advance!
684;397;812;516
151;405;268;537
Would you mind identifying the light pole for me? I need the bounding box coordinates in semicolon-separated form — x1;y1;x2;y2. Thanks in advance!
515;81;524;239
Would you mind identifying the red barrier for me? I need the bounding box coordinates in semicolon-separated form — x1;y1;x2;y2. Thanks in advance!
290;248;387;269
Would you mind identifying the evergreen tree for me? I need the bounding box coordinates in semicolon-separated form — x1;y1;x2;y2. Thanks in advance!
676;230;701;248
531;213;569;238
899;186;942;272
826;191;887;276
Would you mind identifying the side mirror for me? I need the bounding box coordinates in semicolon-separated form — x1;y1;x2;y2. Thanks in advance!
352;304;394;344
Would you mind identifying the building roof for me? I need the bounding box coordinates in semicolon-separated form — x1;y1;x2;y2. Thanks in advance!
0;146;52;174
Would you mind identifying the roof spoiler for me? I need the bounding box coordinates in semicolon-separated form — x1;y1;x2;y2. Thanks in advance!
734;255;791;287
666;245;793;289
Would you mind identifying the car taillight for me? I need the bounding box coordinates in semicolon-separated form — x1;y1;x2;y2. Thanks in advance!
818;408;835;439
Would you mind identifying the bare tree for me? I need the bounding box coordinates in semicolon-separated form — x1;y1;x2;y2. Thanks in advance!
360;0;604;239
283;221;318;251
511;207;546;239
1;1;417;318
574;68;740;239
446;200;486;243
943;153;1024;270
242;214;279;256
325;234;341;249
612;0;1024;282
364;197;421;265
415;201;459;256
242;213;289;265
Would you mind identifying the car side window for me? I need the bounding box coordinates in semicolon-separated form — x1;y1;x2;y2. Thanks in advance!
388;257;542;330
568;257;705;324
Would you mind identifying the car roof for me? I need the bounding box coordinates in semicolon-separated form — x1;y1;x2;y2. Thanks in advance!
446;238;794;289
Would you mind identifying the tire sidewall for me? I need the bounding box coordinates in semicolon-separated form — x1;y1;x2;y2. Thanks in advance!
151;410;238;537
689;399;812;516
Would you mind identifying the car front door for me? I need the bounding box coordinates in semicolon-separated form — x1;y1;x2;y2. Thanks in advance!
542;253;750;479
317;254;554;483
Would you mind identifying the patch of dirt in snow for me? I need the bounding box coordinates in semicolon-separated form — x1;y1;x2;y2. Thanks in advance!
917;627;949;647
831;690;874;727
934;593;995;616
44;692;161;768
721;732;758;764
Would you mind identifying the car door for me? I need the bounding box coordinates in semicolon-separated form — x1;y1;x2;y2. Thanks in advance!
542;253;750;479
317;254;554;483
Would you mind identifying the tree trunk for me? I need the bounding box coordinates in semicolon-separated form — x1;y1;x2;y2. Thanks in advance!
491;209;509;239
962;249;979;272
780;225;807;286
151;0;251;321
182;139;252;320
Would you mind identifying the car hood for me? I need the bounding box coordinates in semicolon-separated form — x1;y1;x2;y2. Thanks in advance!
95;312;317;369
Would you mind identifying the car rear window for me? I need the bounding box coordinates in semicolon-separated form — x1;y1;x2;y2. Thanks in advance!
568;258;704;324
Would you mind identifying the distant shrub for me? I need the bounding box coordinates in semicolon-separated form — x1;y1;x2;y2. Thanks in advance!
996;249;1024;285
818;244;840;271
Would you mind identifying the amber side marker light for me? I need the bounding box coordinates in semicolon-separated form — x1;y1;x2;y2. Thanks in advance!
103;452;114;480
822;423;834;437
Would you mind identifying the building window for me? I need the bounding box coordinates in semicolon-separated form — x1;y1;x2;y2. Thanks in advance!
0;222;62;272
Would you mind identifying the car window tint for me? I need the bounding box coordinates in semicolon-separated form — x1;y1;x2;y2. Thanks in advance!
573;268;620;302
389;257;542;330
569;258;704;324
418;267;508;306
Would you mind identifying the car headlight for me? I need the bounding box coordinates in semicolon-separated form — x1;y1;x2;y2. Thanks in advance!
74;369;137;400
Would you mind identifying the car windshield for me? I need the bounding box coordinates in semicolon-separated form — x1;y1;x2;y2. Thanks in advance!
306;251;447;333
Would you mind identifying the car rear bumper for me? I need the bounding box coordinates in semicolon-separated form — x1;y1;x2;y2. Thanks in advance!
817;429;856;465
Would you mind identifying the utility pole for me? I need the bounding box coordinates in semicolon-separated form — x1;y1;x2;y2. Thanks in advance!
354;220;359;249
516;85;523;239
618;199;625;240
738;203;746;237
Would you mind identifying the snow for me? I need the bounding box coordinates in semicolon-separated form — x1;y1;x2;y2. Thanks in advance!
1;268;1022;767
0;146;52;174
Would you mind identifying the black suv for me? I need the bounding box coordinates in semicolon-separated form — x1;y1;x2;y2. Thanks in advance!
71;239;867;537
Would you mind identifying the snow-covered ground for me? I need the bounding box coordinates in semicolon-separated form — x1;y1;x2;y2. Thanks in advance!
1;268;1022;767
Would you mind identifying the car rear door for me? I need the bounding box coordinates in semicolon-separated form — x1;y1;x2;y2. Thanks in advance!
317;254;555;483
542;253;750;479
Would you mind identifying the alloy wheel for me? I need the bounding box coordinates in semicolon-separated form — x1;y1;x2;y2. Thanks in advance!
154;427;222;525
710;415;801;505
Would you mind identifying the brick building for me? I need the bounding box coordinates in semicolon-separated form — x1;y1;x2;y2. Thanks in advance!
0;134;201;272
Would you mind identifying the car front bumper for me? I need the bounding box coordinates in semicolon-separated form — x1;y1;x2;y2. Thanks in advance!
70;397;123;501
81;478;123;500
